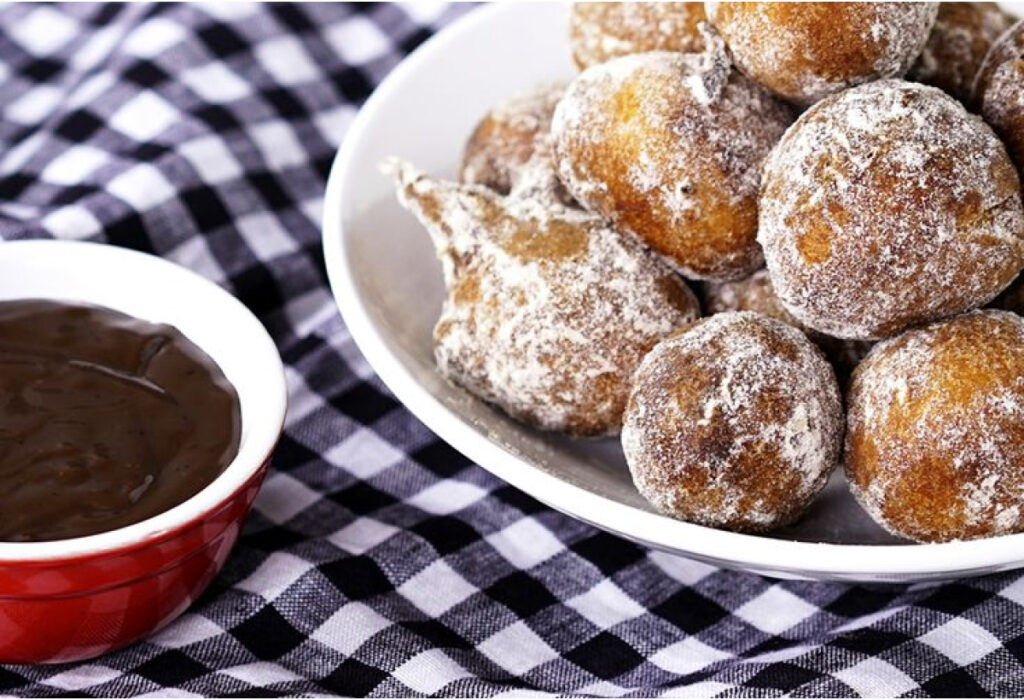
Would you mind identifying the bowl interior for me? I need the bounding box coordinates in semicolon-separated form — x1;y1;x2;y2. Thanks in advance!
0;240;286;559
330;4;894;543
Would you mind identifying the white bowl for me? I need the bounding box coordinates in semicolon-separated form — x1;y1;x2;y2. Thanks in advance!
0;239;287;561
323;2;1024;581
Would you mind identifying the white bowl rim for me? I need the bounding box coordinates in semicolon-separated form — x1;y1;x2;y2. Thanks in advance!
322;1;1024;581
0;239;287;563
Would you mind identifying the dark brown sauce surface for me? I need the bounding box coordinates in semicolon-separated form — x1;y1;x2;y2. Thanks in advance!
0;300;241;542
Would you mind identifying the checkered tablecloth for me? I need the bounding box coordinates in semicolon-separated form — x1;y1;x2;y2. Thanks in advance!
3;2;1024;696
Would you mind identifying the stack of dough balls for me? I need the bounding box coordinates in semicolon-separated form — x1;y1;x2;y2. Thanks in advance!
391;1;1024;542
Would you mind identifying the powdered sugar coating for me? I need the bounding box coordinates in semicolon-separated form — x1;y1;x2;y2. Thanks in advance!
461;82;568;198
974;19;1024;172
622;311;843;531
390;160;700;437
703;269;872;383
710;2;938;106
759;79;1024;341
846;310;1024;542
569;2;707;70
909;2;1012;103
552;47;792;282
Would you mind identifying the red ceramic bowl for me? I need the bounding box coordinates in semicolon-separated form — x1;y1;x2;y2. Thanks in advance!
0;240;287;663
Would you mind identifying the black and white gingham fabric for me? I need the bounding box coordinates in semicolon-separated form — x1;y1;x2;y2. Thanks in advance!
3;3;1024;696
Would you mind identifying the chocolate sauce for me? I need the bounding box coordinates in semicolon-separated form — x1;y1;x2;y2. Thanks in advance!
0;300;241;542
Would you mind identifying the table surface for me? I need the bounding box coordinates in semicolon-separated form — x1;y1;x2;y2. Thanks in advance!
1;2;1024;697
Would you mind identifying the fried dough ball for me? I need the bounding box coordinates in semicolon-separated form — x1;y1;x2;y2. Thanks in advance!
461;83;566;197
569;2;707;70
759;80;1024;341
908;3;1013;103
709;2;938;106
703;270;872;383
622;312;842;531
390;160;700;437
552;41;793;282
974;19;1024;173
846;310;1024;542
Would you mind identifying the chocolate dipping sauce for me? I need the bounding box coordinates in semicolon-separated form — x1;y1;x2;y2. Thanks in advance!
0;300;241;542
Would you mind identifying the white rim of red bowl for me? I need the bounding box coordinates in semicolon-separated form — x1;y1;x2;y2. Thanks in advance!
322;1;1024;581
0;239;287;563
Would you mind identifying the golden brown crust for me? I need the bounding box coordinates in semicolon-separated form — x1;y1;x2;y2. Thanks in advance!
712;2;938;106
909;3;1013;103
846;310;1024;542
569;2;707;70
552;50;792;282
759;80;1024;340
622;311;843;532
974;19;1024;175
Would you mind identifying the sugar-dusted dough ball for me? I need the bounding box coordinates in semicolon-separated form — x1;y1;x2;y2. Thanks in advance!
759;80;1024;341
569;2;707;70
391;161;700;437
704;269;872;382
846;310;1024;542
709;2;938;106
622;311;843;531
461;83;566;196
909;2;1013;103
974;19;1024;172
552;47;792;281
